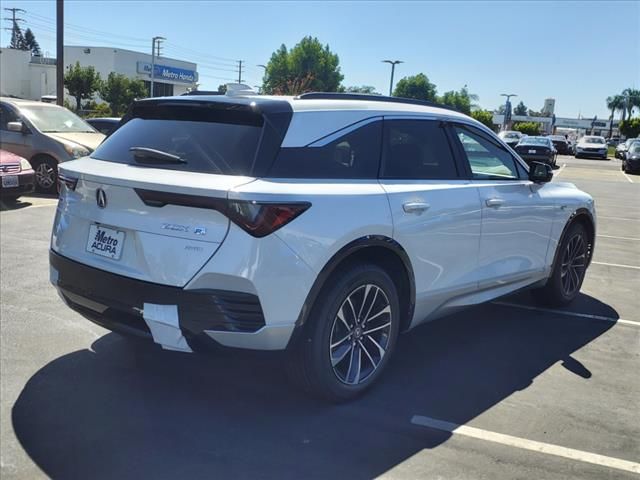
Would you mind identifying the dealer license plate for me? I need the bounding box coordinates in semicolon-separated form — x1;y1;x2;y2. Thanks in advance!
1;175;18;188
86;225;125;260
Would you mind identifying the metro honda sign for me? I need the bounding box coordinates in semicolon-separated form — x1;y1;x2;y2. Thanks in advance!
137;62;198;84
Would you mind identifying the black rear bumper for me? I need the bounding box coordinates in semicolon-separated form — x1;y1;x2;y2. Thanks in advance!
50;250;266;350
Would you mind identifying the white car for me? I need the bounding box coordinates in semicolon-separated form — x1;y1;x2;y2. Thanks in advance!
575;136;608;159
497;130;524;148
50;92;596;401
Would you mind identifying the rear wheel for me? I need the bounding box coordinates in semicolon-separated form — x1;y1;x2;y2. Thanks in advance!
532;222;588;307
287;263;400;402
32;157;58;194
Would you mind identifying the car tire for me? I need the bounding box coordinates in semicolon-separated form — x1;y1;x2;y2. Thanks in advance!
532;222;589;307
32;157;58;194
286;263;400;402
621;162;626;171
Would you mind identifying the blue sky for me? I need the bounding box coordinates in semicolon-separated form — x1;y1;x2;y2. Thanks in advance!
2;1;638;117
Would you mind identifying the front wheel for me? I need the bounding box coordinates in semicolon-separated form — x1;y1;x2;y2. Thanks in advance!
287;263;400;402
532;222;588;307
32;157;58;194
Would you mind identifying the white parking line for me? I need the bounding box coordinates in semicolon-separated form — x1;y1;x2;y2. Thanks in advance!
596;234;640;241
493;301;640;327
621;171;634;183
411;415;640;475
592;261;640;270
554;163;567;177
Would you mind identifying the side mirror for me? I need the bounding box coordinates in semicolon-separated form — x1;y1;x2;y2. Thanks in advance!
529;161;553;183
7;121;24;133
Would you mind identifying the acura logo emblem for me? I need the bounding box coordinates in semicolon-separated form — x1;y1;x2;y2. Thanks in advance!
96;188;107;209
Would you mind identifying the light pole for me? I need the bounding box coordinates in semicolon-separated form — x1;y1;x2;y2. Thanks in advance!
150;36;165;97
382;60;403;96
500;93;517;131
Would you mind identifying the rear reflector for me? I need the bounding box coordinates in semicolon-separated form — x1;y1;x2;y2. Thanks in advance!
135;189;310;238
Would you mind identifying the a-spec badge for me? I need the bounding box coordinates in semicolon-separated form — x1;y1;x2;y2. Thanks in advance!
194;227;207;236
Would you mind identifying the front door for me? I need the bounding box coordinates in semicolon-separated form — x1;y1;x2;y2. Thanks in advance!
0;104;31;159
451;124;555;288
379;118;482;326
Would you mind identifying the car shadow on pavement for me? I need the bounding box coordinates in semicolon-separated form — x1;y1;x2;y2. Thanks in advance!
12;295;617;480
0;199;33;211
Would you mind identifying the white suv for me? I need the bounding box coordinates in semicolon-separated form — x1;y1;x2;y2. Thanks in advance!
50;92;596;401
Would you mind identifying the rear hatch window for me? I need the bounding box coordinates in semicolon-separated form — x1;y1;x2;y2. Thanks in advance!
91;102;264;175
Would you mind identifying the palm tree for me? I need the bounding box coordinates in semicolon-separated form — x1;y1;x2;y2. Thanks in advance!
622;88;640;118
606;95;625;137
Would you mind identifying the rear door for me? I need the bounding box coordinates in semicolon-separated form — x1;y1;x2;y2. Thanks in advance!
379;118;482;323
451;123;555;288
52;100;270;287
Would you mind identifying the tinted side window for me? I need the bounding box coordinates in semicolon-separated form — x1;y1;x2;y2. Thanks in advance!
269;121;381;179
454;125;521;180
381;120;458;179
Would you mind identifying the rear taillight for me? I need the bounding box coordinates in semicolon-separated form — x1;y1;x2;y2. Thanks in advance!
227;200;311;238
134;189;310;238
58;173;78;192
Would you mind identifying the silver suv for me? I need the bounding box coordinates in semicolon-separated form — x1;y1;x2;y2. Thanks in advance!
50;92;596;401
0;98;105;193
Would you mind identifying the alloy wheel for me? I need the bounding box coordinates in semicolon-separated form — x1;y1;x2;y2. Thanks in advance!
560;233;587;297
35;163;55;189
329;284;392;385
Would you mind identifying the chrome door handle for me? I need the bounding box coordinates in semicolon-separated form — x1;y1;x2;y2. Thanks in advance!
403;202;430;214
485;198;505;208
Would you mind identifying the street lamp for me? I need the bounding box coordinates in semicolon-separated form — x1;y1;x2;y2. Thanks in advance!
500;93;517;131
382;60;403;96
150;36;166;97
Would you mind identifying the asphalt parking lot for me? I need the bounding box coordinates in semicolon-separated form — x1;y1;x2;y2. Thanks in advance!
1;155;638;479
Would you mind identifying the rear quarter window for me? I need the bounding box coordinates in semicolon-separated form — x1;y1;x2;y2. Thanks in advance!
268;121;382;179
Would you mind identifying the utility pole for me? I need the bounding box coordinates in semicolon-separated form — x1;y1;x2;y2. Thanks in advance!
56;0;63;106
150;36;165;97
500;93;517;131
382;60;403;96
4;7;26;48
237;60;243;84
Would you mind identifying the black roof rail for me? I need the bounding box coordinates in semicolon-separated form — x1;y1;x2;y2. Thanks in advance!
295;92;459;112
181;90;225;96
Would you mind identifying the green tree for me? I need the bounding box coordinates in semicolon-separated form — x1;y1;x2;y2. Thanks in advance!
622;88;640;118
471;109;495;130
606;95;625;137
64;61;101;111
439;87;475;114
619;118;640;138
262;37;343;95
8;21;25;49
99;73;146;116
392;73;437;101
513;101;528;116
513;121;540;136
23;28;41;56
344;85;378;94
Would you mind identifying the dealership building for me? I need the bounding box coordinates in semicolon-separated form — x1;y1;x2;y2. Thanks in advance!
0;46;198;101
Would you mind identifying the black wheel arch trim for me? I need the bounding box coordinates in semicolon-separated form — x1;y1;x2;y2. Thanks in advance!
551;207;596;273
292;235;416;334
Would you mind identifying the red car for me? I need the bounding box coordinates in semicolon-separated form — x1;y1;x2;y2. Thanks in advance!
1;149;35;201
